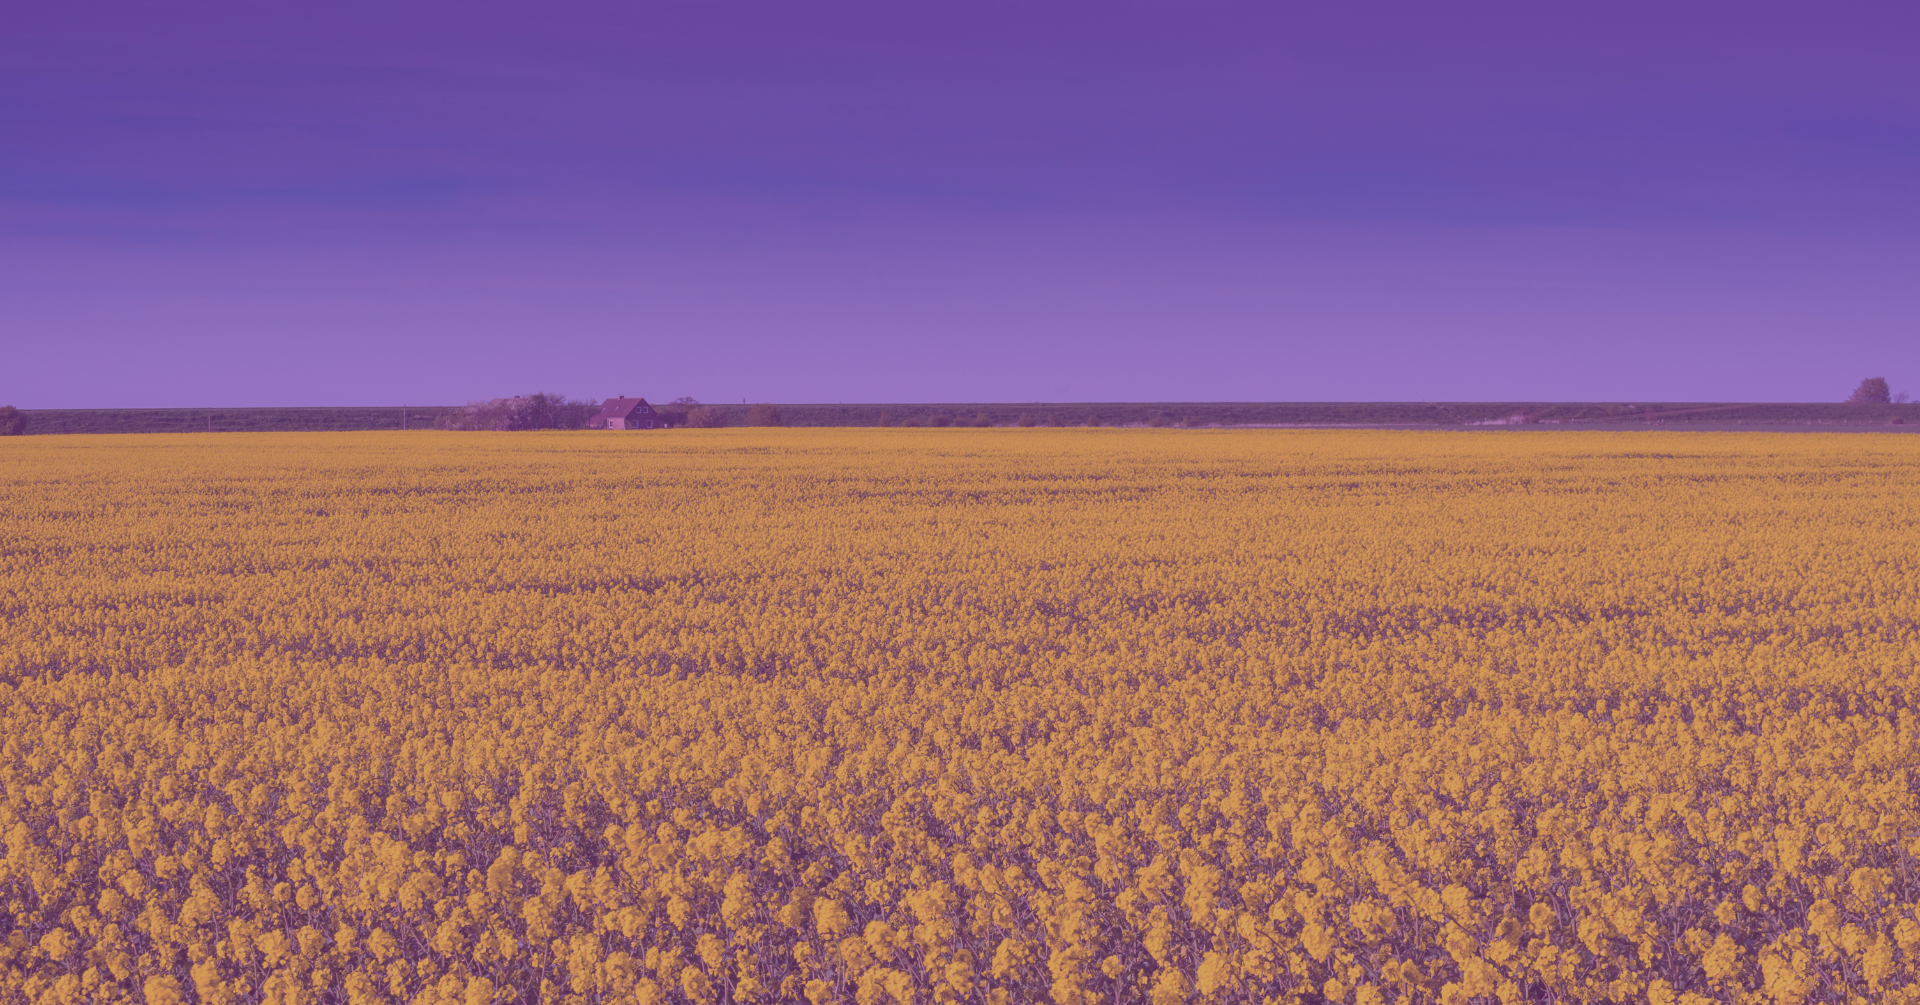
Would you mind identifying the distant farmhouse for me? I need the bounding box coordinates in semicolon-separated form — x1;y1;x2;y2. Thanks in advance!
586;397;665;430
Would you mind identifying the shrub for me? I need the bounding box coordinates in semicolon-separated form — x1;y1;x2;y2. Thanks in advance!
436;394;595;431
658;397;701;428
876;412;893;428
1016;413;1037;427
1147;412;1171;428
436;399;519;431
0;405;24;436
526;392;597;430
1046;412;1065;427
970;413;993;428
685;406;727;429
929;413;954;428
747;403;786;427
1848;377;1892;404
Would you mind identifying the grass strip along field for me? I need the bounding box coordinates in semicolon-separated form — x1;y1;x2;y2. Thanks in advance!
3;429;1919;1005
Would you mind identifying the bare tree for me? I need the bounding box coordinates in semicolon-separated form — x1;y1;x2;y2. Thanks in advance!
747;403;786;427
1848;377;1892;404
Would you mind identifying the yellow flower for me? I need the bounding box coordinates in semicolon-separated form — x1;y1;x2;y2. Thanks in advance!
143;976;186;1005
815;899;852;939
1149;968;1189;1005
6;429;1920;1003
680;966;716;1005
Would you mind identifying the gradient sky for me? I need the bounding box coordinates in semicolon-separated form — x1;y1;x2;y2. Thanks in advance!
5;1;1915;407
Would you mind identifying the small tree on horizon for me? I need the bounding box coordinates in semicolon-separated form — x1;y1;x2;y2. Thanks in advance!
0;405;24;436
1848;377;1892;404
747;403;786;427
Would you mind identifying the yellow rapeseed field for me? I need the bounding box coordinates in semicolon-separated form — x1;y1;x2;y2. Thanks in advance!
3;428;1919;1005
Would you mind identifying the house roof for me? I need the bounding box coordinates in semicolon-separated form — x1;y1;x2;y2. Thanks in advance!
592;397;654;421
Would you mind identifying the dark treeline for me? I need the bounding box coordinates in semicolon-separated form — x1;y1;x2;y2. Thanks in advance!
11;400;1919;435
435;394;599;431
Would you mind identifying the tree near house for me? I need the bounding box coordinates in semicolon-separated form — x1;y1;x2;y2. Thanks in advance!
1847;377;1892;404
434;393;595;431
524;392;596;429
658;396;700;427
683;405;727;428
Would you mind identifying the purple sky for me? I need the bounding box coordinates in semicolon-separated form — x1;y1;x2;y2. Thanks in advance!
5;1;1915;407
